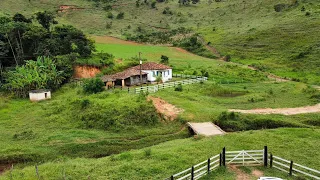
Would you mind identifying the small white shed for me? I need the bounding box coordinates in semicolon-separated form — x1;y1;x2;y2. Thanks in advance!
29;89;51;102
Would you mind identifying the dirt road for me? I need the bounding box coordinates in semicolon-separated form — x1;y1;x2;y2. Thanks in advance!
229;103;320;115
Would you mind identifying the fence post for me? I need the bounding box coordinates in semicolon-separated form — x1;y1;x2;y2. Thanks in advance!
163;83;164;88
35;164;40;179
191;166;194;180
170;175;174;180
219;153;222;167
270;153;273;168
207;158;210;174
289;161;293;176
222;147;226;167
128;87;130;93
264;146;268;167
9;164;13;180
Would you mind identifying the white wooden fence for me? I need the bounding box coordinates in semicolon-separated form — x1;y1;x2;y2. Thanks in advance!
168;146;320;180
169;147;267;180
134;75;207;94
170;154;221;180
270;154;320;179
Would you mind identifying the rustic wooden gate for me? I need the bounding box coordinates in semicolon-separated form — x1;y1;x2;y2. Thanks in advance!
226;149;265;166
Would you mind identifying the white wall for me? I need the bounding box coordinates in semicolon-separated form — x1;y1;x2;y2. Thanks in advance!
142;69;172;82
29;91;51;102
162;69;172;82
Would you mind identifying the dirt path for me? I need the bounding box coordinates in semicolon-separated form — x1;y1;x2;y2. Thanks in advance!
229;165;264;180
312;85;320;91
148;96;184;121
229;103;320;115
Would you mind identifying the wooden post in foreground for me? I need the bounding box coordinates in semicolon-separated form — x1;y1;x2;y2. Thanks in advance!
191;166;194;180
222;147;226;167
289;161;293;176
207;158;211;174
264;146;268;167
270;153;273;168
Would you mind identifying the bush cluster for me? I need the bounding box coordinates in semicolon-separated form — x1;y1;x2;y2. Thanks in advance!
83;78;105;94
214;111;300;132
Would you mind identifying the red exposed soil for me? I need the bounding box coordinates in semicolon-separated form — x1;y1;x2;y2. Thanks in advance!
0;164;12;175
148;96;184;121
73;65;102;79
58;5;86;12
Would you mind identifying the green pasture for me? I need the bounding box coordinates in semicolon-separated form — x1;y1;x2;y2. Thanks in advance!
1;128;319;179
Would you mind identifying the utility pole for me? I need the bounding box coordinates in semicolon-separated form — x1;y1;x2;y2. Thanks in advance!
139;52;142;86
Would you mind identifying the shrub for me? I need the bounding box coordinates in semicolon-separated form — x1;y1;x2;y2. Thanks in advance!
83;78;105;94
116;12;124;19
214;112;300;132
80;99;90;109
144;148;152;157
13;130;35;140
151;1;156;8
107;12;114;19
175;83;183;92
160;55;169;65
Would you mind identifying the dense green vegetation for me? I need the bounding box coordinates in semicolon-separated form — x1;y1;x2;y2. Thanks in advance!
0;84;186;165
0;0;319;178
95;42;267;82
3;57;68;97
1;0;318;84
1;128;319;179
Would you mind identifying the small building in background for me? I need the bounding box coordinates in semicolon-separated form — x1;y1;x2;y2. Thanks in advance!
29;90;51;102
131;62;172;82
100;69;148;88
100;62;172;88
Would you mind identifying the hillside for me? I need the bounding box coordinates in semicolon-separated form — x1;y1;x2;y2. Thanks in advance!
1;0;319;84
1;128;319;179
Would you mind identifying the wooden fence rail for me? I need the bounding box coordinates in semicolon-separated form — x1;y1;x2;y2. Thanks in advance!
134;75;208;94
168;146;320;180
271;154;320;179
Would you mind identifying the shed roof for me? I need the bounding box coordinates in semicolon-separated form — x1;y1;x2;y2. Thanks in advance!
29;89;50;93
100;69;147;82
130;62;171;70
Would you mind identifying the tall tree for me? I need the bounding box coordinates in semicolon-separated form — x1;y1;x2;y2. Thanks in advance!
35;11;58;31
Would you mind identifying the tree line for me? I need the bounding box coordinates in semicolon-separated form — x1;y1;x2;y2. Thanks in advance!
0;12;95;97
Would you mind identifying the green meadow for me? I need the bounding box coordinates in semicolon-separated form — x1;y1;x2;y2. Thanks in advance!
1;128;319;179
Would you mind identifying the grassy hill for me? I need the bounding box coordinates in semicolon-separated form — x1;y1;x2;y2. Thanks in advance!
1;0;319;84
1;128;319;179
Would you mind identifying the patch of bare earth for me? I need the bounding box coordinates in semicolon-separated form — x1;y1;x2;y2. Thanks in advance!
0;164;12;175
91;36;140;45
148;96;184;121
229;103;320;115
229;165;264;180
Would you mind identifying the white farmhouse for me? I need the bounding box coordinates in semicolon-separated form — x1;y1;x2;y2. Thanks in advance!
29;89;51;102
131;62;172;82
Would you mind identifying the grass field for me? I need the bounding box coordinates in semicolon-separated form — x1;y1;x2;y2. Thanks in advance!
1;128;319;179
1;0;320;179
95;38;267;83
0;85;187;165
1;0;319;84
